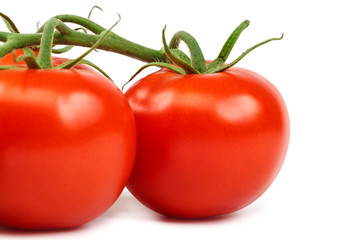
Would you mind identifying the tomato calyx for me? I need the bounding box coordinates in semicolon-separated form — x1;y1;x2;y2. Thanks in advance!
122;21;283;90
163;20;283;74
0;12;118;80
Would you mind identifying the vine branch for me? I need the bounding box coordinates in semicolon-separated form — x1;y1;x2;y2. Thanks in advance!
0;13;166;63
0;11;283;76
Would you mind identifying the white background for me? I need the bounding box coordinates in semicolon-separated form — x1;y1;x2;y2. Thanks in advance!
1;0;359;239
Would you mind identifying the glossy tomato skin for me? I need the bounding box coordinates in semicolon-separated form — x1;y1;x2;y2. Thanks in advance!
125;67;289;219
0;69;137;229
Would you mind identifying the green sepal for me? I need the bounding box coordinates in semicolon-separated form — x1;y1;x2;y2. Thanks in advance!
15;48;41;69
160;47;191;65
122;62;185;91
0;66;24;70
0;12;20;33
207;33;284;74
52;45;73;54
55;59;112;81
88;6;103;19
207;20;250;70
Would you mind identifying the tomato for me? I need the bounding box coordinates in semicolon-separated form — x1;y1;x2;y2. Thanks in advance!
0;69;137;229
125;67;289;218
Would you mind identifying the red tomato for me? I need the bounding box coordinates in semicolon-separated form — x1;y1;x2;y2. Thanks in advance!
0;69;137;229
125;67;289;218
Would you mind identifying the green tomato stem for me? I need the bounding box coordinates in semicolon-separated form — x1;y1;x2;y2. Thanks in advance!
0;33;41;57
169;30;207;73
162;26;199;74
0;12;283;76
57;14;121;71
0;13;166;63
38;18;63;69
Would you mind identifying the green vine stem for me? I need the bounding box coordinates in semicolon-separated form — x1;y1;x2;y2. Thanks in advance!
0;11;283;76
0;13;165;63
